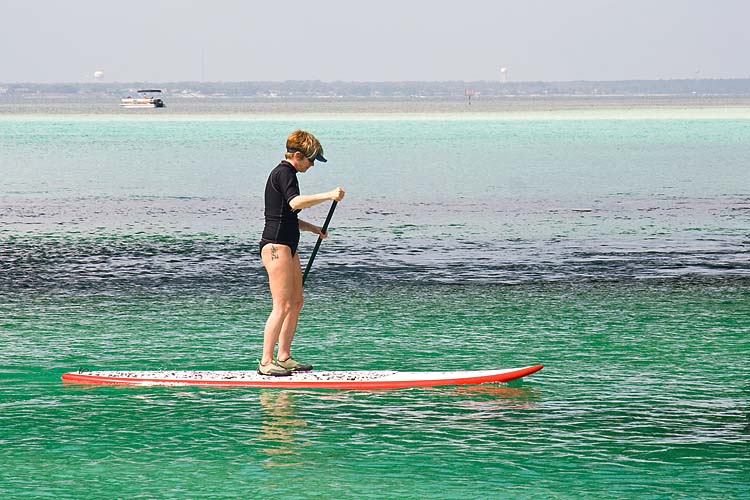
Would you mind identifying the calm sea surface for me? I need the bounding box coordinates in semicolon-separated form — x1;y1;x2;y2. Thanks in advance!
1;98;749;499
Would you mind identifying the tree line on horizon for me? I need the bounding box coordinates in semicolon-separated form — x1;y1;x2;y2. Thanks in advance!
2;79;750;97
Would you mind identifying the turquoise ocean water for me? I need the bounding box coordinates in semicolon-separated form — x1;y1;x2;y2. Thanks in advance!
1;98;749;498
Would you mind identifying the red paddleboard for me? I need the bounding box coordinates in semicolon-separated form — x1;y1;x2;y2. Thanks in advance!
61;364;543;390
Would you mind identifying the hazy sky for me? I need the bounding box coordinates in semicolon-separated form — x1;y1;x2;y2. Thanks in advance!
2;0;748;83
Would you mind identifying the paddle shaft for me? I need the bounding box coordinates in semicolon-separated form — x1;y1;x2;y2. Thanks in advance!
302;200;337;285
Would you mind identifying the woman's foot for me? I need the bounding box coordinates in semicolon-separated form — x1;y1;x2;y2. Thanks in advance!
257;360;292;377
276;356;313;372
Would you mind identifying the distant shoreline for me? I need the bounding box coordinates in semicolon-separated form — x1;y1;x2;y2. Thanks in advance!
1;79;749;100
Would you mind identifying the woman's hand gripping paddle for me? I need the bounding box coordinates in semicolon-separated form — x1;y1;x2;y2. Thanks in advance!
302;201;338;285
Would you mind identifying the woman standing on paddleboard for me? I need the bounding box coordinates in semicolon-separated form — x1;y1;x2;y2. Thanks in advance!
258;130;345;376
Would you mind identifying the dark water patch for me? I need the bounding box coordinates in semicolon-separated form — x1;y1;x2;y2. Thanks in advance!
0;233;267;293
2;231;749;293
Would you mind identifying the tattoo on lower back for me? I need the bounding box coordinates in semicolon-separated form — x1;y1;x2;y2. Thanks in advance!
271;245;278;261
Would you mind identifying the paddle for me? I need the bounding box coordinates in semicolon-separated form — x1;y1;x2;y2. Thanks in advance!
302;200;338;285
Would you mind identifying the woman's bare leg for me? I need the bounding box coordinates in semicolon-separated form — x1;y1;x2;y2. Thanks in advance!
277;252;303;361
261;244;303;365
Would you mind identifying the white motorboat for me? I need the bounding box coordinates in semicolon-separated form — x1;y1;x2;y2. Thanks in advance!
120;89;165;108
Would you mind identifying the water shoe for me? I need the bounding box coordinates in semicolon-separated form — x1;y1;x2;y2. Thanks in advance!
276;357;313;372
257;361;292;377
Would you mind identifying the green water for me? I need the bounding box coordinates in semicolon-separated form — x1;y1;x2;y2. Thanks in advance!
2;284;749;498
1;103;749;498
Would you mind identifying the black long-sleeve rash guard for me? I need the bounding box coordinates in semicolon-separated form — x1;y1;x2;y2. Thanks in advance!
261;161;301;246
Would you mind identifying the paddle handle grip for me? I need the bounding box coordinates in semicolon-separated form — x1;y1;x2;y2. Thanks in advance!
302;200;338;285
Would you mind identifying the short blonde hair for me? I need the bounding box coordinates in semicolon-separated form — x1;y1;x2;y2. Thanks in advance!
285;129;324;161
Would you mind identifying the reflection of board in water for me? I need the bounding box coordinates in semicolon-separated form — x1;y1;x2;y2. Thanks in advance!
62;365;543;390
